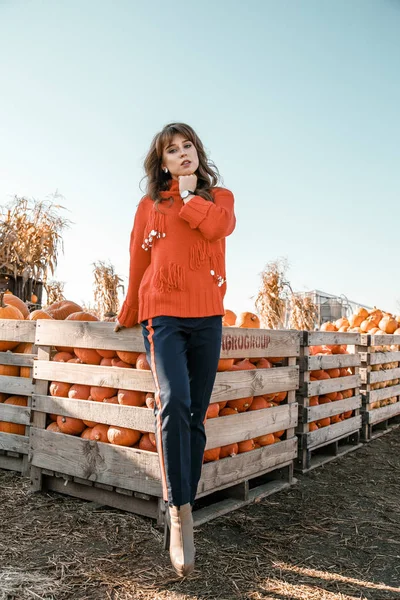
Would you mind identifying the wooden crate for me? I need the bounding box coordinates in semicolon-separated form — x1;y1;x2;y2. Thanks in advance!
358;334;400;441
29;320;300;524
296;331;363;473
0;320;36;474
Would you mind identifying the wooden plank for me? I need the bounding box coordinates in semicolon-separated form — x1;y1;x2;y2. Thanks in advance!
366;401;400;425
34;361;299;403
0;352;35;366
44;476;160;519
205;404;298;450
370;335;400;346
0;403;31;425
32;395;155;432
307;332;361;346
197;438;297;496
366;351;400;365
0;375;35;396
35;320;300;358
367;367;400;384
307;396;361;422
305;415;362;449
0;432;29;453
306;354;360;371
307;374;359;397
29;428;162;496
0;454;23;472
365;384;400;403
0;320;36;343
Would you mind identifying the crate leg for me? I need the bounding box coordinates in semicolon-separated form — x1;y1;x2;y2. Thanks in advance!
350;430;360;445
331;441;339;457
296;447;310;472
21;454;30;477
222;480;249;501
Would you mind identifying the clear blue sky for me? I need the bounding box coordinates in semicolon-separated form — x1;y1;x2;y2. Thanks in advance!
1;0;399;314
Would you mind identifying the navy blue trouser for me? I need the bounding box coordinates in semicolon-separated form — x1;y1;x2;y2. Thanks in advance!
141;315;222;507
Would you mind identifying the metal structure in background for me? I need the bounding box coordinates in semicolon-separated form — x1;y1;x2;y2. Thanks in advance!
293;289;374;329
0;270;43;309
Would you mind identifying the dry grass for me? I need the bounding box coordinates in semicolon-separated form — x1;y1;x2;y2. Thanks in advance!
93;261;124;321
255;259;290;329
289;295;319;331
0;192;71;285
44;280;66;307
1;429;400;599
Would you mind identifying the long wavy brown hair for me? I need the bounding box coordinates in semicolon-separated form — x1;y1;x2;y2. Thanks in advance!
142;123;221;208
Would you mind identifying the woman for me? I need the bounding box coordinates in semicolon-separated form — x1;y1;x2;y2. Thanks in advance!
115;123;236;576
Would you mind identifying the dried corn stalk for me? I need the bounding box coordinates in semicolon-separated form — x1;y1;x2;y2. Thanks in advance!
0;192;71;284
255;258;291;329
44;280;65;306
289;294;318;331
93;261;124;321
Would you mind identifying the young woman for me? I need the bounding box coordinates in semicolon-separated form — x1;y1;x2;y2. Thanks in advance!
115;123;236;577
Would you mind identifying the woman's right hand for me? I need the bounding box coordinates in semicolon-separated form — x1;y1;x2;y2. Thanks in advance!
114;320;126;333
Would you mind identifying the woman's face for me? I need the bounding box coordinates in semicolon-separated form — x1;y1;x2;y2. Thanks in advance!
161;133;199;179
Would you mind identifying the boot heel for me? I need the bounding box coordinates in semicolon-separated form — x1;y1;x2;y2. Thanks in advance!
163;516;171;550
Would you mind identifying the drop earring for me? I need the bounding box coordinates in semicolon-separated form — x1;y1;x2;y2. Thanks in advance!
163;167;168;174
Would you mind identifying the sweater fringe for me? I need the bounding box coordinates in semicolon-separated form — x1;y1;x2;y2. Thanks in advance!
142;208;166;251
154;262;185;293
189;239;211;270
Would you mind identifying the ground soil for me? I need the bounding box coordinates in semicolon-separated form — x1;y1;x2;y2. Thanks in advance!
1;430;400;600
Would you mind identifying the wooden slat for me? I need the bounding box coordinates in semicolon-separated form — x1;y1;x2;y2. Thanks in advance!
205;404;298;450
0;352;35;366
370;335;400;346
0;375;35;396
367;401;400;425
197;438;297;496
29;427;162;496
306;332;361;346
306;354;360;371
364;384;400;403
32;395;155;432
0;432;29;453
0;320;36;343
305;415;362;449
29;345;51;493
367;367;400;384
366;351;400;365
307;374;360;397
0;403;31;425
34;361;299;403
35;320;300;358
307;396;361;422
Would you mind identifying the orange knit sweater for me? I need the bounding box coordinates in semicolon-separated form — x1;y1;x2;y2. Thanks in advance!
117;178;236;327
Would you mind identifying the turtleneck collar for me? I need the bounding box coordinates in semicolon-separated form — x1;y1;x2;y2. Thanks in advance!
167;178;180;192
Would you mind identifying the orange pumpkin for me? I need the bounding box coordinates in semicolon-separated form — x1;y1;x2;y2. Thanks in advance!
45;300;83;320
145;393;155;409
0;396;28;435
233;358;257;371
74;348;102;365
235;312;260;328
273;391;288;403
0;293;29;319
97;349;116;359
46;422;62;432
138;433;157;452
89;424;110;443
254;433;275;446
52;351;74;362
206;403;219;419
316;417;331;428
0;293;24;351
65;311;99;321
223;310;237;326
220;443;238;458
100;357;113;366
80;427;93;439
379;316;398;334
326;368;340;379
203;447;221;462
68;384;91;400
349;314;364;328
320;322;337;332
219;407;237;416
237;439;256;453
49;381;72;398
107;426;141;446
136;353;151;370
0;364;20;377
116;350;140;365
254;357;272;369
111;358;133;369
90;386;118;402
309;422;319;432
28;309;53;320
117;389;146;406
217;358;235;371
56;416;86;435
227;396;253;412
248;396;269;411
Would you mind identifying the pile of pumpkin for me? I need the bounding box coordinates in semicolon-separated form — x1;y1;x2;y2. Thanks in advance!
44;347;289;463
321;307;400;336
307;343;357;431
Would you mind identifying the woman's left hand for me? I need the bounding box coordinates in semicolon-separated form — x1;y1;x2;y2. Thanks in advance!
179;174;197;195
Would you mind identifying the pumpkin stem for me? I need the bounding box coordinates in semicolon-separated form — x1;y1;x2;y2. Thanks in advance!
0;293;4;308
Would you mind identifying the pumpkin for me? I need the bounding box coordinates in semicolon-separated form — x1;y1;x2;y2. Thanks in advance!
145;393;155;409
319;396;333;404
65;311;99;321
219;407;237;416
28;310;53;320
68;358;82;363
379;316;398;334
309;396;319;406
254;433;275;446
316;417;331;427
74;348;102;365
237;439;255;453
203;447;221;462
309;422;319;432
0;293;29;319
111;358;134;369
31;293;38;303
149;432;156;447
49;381;72;397
274;430;285;438
68;384;91;400
349;314;364;328
343;410;353;419
330;414;342;424
227;396;253;412
360;319;376;333
320;322;336;332
223;309;237;326
248;396;269;411
107;426;141;446
103;395;119;404
235;312;260;328
89;424;109;443
52;351;74;362
218;401;227;410
100;358;113;366
335;317;349;329
83;419;98;428
57;416;86;435
90;386;118;402
116;350;140;365
46;422;61;432
45;300;83;320
205;403;219;419
97;349;116;359
0;294;24;351
220;442;238;458
139;433;157;452
117;389;146;406
254;357;272;369
13;342;34;378
0;393;9;402
233;358;257;371
0;396;28;435
136;353;151;370
335;392;344;401
217;358;235;371
326;368;340;379
81;427;93;439
0;364;20;377
273;391;288;403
